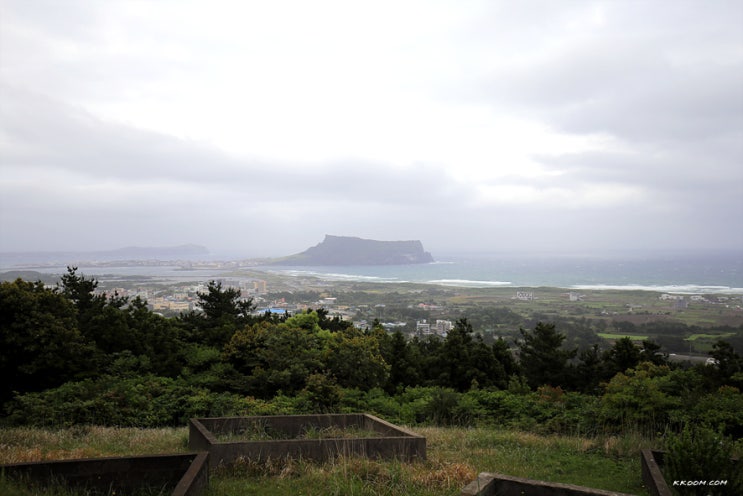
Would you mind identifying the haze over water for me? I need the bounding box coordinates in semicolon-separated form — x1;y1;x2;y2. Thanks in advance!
3;250;741;294
263;251;743;293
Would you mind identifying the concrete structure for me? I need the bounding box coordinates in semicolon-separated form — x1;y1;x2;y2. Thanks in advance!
0;452;209;496
640;450;672;496
461;472;636;496
416;319;431;334
189;413;426;467
640;449;739;496
415;319;452;336
435;319;453;335
515;291;534;301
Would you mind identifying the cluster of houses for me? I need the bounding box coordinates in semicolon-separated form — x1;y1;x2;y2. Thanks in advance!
99;278;269;313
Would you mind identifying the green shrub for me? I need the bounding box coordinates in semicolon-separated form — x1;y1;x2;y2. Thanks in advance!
397;387;436;424
423;388;461;426
600;363;680;433
300;373;342;412
664;423;742;496
5;375;253;427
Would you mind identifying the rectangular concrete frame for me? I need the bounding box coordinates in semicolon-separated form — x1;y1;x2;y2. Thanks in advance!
189;413;426;467
0;452;209;496
461;472;637;496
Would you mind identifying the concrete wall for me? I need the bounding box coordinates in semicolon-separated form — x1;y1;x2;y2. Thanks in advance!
174;452;210;496
640;450;672;496
3;414;422;494
190;413;426;467
1;452;209;496
461;472;637;496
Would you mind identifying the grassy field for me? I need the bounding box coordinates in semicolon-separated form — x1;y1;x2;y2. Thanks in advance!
597;333;650;341
685;332;736;341
0;425;651;495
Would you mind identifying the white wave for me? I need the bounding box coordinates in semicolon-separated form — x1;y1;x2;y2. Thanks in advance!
571;284;743;294
268;268;404;283
427;279;513;288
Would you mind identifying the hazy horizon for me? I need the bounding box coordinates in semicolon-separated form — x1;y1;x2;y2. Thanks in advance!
2;1;742;257
1;238;741;267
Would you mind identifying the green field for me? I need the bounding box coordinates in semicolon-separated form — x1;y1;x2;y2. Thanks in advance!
0;426;650;496
685;332;736;341
597;333;649;341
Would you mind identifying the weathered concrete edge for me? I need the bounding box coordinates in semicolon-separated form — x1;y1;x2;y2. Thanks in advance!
640;450;672;496
461;472;638;496
0;452;209;496
189;417;217;451
172;452;209;496
363;413;425;439
191;413;426;465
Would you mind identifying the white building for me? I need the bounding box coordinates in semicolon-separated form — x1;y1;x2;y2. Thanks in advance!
434;320;453;335
416;320;431;335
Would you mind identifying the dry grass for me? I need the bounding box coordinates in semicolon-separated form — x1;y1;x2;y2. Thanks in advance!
0;426;188;464
0;425;649;495
215;423;382;442
210;453;477;495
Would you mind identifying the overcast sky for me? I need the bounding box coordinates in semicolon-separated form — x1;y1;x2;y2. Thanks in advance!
1;0;742;258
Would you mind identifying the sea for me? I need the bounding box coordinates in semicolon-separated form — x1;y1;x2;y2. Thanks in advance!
4;251;741;294
262;252;743;294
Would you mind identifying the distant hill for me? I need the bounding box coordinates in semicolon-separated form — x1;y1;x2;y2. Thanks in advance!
0;244;209;266
0;270;59;284
272;235;434;266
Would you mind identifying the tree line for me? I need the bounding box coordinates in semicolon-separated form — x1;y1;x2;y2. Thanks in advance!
1;269;741;437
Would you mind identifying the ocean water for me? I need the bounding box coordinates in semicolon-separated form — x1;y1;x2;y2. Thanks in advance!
4;252;742;294
261;252;743;294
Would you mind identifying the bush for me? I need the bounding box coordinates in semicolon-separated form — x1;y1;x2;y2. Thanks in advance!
600;363;680;433
690;386;743;439
5;375;252;427
424;388;461;426
300;373;343;412
664;423;742;496
397;387;437;424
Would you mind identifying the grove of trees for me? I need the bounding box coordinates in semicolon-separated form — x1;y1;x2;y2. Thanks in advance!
1;269;742;439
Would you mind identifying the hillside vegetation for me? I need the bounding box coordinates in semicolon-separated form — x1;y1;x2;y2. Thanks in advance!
1;269;742;493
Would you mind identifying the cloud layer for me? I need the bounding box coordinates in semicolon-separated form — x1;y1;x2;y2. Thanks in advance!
1;0;741;257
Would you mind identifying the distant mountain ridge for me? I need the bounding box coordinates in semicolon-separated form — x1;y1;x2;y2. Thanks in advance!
0;244;209;266
272;235;434;266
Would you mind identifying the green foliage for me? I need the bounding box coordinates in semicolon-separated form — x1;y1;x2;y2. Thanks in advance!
326;328;389;389
0;279;93;403
518;322;576;389
704;340;743;389
3;271;743;444
684;386;743;438
605;336;642;375
179;280;255;347
600;362;680;432
5;375;251;427
423;388;462;426
301;373;343;412
664;423;742;496
224;311;389;398
434;318;507;392
381;330;422;393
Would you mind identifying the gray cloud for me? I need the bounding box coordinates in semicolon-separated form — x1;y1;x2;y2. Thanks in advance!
463;1;743;145
1;1;741;257
1;85;465;208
